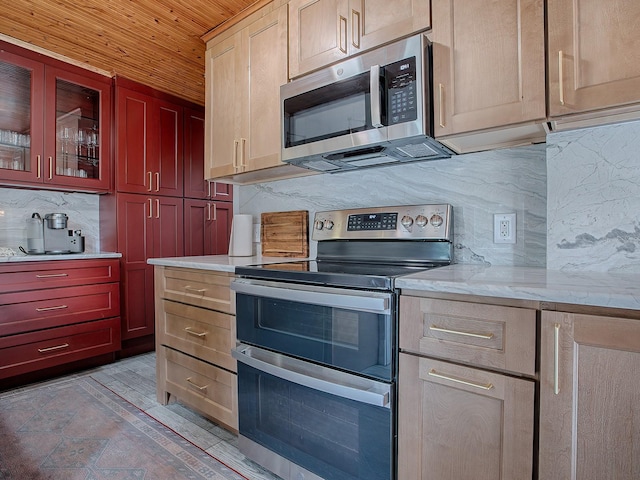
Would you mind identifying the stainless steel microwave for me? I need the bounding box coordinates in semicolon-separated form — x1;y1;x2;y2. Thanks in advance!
280;34;452;173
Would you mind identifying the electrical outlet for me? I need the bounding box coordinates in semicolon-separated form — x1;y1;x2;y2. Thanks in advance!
253;223;261;243
494;213;516;244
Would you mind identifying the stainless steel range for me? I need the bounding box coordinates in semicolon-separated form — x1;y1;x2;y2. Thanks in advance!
231;204;453;480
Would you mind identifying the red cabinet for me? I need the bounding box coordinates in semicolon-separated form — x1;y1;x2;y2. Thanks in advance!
115;83;183;197
184;199;233;256
183;106;233;201
0;41;112;192
117;193;183;341
0;259;120;381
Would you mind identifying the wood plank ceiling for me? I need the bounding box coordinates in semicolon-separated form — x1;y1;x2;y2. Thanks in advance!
0;0;260;105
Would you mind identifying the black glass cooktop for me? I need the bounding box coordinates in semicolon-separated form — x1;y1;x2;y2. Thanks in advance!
235;260;439;290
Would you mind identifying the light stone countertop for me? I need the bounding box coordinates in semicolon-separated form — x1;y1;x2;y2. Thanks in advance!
396;264;640;311
0;252;122;263
146;257;640;311
147;255;311;273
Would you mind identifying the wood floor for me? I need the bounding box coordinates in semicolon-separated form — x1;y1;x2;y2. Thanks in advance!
3;352;281;480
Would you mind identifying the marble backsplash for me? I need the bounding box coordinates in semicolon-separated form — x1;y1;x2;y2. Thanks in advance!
547;119;640;272
0;188;100;252
238;144;548;267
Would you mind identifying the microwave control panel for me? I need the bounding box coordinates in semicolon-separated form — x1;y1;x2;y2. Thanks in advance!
385;57;417;125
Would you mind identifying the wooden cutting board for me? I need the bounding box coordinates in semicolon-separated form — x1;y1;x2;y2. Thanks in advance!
261;210;309;257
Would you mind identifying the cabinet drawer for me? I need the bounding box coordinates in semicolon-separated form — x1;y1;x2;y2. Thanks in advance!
0;317;121;380
158;267;234;314
0;283;120;336
161;347;237;431
0;259;120;293
157;299;236;372
400;296;536;376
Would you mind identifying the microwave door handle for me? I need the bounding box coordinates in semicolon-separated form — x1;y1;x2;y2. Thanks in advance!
232;345;390;408
232;280;390;314
370;64;383;128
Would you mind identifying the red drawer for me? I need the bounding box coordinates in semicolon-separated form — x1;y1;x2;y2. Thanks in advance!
0;283;120;336
0;317;121;380
0;259;120;293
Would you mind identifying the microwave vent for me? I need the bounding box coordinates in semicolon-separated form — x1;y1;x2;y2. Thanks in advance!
396;142;444;159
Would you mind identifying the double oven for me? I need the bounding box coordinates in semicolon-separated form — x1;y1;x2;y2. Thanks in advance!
231;204;453;480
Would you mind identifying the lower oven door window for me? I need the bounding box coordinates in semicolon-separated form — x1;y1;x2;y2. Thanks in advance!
233;279;394;381
233;344;393;480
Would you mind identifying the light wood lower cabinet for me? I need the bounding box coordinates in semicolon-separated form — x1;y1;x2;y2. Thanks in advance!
398;354;534;480
539;311;640;480
398;295;536;480
154;265;237;432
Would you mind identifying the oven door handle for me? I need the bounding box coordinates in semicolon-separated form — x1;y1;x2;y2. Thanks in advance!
232;344;391;408
231;279;391;314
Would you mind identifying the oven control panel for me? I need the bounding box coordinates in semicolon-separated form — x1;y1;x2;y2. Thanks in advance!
312;204;452;241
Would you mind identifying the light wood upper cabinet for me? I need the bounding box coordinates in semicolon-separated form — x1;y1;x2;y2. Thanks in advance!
288;0;430;78
205;4;288;179
539;311;640;480
548;0;640;123
431;0;545;151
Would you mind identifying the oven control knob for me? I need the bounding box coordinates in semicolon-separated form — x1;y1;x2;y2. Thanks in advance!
400;215;414;228
325;220;334;230
430;214;444;227
314;220;324;230
415;215;428;227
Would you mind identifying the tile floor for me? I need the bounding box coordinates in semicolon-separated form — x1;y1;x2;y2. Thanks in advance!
3;352;281;480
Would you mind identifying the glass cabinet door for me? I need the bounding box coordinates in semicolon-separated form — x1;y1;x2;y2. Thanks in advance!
0;52;44;183
44;66;111;191
54;79;101;180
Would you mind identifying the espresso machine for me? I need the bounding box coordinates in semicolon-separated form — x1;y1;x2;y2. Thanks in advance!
26;213;85;254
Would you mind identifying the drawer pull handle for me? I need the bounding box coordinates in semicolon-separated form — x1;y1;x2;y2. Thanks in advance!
428;369;493;391
554;323;560;395
184;286;206;294
186;377;208;391
429;325;494;340
36;273;69;278
36;305;68;312
184;327;208;338
38;343;70;353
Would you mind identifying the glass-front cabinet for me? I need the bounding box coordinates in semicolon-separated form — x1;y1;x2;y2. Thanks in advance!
0;42;111;192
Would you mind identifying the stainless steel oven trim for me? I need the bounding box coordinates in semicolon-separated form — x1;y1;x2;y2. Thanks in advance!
232;343;391;408
231;278;392;314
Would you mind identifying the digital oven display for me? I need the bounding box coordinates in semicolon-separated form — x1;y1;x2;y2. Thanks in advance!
347;212;398;231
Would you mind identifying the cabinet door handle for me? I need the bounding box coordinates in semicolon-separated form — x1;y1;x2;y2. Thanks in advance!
339;15;348;53
554;323;560;395
351;9;360;49
186;377;208;391
184;327;208;338
558;51;565;105
206;203;211;221
184;286;206;294
147;171;153;191
428;369;493;390
36;304;68;312
209;181;214;198
212;202;217;221
147;198;153;218
48;156;53;180
429;325;494;339
36;155;41;178
155;172;160;192
36;273;68;278
438;83;445;128
155;199;160;219
233;139;239;172
239;138;246;170
38;343;69;353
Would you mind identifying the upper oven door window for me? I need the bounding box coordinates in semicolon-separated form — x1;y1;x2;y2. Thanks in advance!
233;279;394;382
